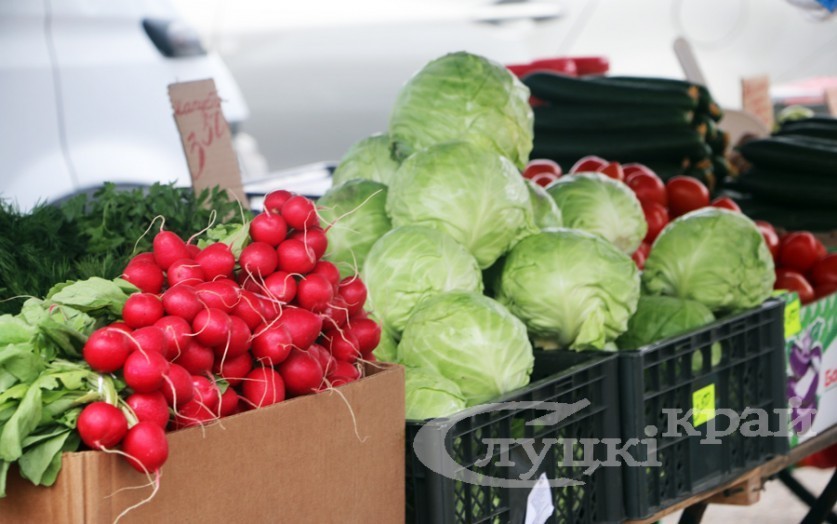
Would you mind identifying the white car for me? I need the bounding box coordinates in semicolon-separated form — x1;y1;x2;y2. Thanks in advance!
175;0;837;175
0;0;251;211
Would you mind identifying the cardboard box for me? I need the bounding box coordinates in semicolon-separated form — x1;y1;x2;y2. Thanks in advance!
784;292;837;446
0;364;405;523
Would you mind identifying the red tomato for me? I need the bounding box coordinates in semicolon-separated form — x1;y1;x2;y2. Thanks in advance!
710;196;741;212
530;172;559;188
774;269;816;304
779;232;827;273
622;163;655;178
625;170;667;207
641;201;669;244
815;282;837;300
666;176;710;217
570;155;608;174
599;162;625;182
810;254;837;287
631;248;647;269
754;220;780;261
523;159;562;180
631;242;651;270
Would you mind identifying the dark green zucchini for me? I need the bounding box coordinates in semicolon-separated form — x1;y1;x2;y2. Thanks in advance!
776;122;837;141
692;114;718;142
595;76;723;121
735;197;837;232
532;127;706;162
707;130;730;156
737;135;837;175
533;105;693;131
523;72;698;110
711;155;736;179
737;167;837;207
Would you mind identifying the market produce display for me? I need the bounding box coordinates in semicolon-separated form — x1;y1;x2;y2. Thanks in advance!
0;189;384;501
521;73;730;189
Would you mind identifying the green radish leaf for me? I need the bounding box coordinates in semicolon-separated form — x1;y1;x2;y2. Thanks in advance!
46;277;131;317
0;384;43;462
18;429;74;486
0;460;9;498
0;344;43;383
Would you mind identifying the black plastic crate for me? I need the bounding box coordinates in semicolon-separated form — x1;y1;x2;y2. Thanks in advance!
406;351;624;524
618;299;789;519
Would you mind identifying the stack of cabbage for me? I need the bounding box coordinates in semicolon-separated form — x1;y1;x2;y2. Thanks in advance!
319;52;775;420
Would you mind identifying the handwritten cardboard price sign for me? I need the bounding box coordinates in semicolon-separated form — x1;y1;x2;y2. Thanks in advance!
168;79;246;204
741;75;773;131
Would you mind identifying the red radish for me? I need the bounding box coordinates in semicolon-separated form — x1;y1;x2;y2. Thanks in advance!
109;321;132;333
213;316;252;359
77;402;128;450
219;387;241;417
162;363;194;407
251;324;293;366
278;348;324;396
233;290;265;330
173;340;215;375
122;422;169;473
174;400;217;429
192;308;232;347
195;243;236;280
196;280;240;313
154;316;191;359
131;326;166;356
242;367;286;407
186;243;201;258
124;350;169;393
296;274;334;312
599;161;625;182
239;241;279;277
162;285;203;321
263;190;293;214
570;155;608;174
321;296;351;332
350;318;382;355
258;297;282;322
83;328;131;373
213;352;253;387
264;271;297;303
289;227;328;260
622;163;656;178
277;307;323;350
249;212;288;246
153;230;191;271
166;258;205;287
122;262;164;294
123;293;164;329
325;329;361;363
191;375;222;415
126;252;156;267
338;277;367;316
328;360;361;387
277;239;317;274
310;343;335;376
312;260;341;290
126;391;170;429
281;195;320;230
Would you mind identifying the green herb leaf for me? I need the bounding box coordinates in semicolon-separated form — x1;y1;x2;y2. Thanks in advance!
47;277;130;317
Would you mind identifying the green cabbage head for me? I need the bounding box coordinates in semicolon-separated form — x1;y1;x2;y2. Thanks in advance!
389;51;534;169
641;208;775;312
362;226;483;335
404;368;467;420
387;141;537;269
617;295;715;349
331;133;401;186
497;228;640;350
526;180;563;230
399;291;533;405
317;179;391;278
546;173;646;254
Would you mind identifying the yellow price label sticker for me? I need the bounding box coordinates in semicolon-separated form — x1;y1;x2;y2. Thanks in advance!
692;384;716;427
785;297;802;338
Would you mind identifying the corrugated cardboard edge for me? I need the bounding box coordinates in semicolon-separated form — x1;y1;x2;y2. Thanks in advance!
0;363;405;524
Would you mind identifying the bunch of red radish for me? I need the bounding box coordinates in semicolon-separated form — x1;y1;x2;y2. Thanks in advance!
522;155;740;269
77;190;381;476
